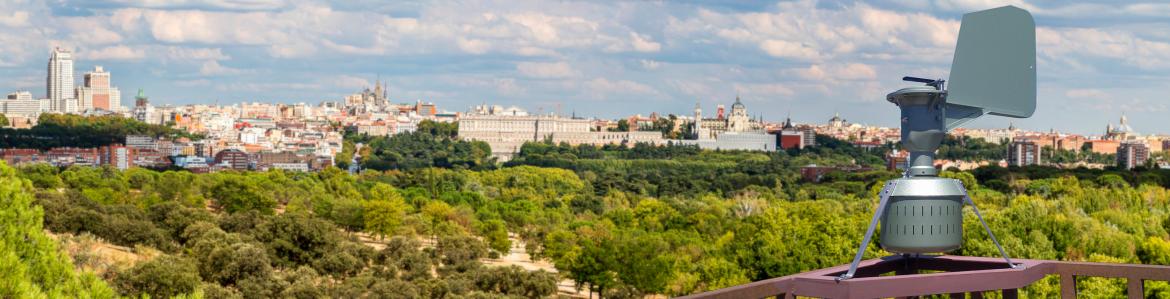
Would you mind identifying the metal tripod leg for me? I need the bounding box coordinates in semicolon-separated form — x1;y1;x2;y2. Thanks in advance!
839;181;898;280
953;181;1018;269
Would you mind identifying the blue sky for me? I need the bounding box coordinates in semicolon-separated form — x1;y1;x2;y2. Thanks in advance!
1;0;1168;135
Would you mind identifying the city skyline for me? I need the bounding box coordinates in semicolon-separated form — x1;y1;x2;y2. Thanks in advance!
1;1;1168;135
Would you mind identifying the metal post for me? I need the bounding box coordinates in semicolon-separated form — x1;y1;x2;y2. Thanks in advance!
839;181;898;280
954;180;1017;269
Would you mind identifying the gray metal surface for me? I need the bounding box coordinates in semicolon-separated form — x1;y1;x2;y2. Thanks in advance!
947;6;1036;119
887;87;946;176
955;180;1018;268
839;180;898;280
880;177;966;253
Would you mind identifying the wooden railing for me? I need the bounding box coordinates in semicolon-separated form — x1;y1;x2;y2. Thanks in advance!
676;255;1170;299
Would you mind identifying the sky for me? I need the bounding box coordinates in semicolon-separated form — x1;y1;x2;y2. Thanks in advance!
0;0;1168;135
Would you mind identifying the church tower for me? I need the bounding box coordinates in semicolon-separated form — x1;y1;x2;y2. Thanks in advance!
373;79;385;106
728;95;749;132
694;100;708;139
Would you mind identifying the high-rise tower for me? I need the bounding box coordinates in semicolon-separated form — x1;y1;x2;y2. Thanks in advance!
47;47;77;113
77;66;121;112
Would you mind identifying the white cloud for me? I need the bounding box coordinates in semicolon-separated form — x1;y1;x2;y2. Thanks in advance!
515;46;558;56
457;37;490;54
1065;89;1107;99
328;75;371;90
269;40;317;58
75;27;124;45
630;32;661;53
199;60;244;75
166;47;230;60
85;45;146;60
584;78;659;97
1039;27;1170;70
175;79;212;87
792;63;877;81
666;79;712;97
134;7;301;45
495;78;524;95
502;12;600;46
0;11;29;27
734;83;795;98
110;0;288;11
640;59;661;70
760;39;820;61
516;61;578;79
215;82;320;92
1116;98;1168;113
676;2;960;63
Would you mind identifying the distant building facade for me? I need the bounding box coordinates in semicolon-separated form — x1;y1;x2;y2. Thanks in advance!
1;149;43;165
126;135;158;150
459;105;664;161
99;145;132;170
677;132;776;151
76;66;121;112
47;47;77;113
215;149;250;170
3;91;41;118
132;89;155;124
1117;142;1150;170
886;151;909;171
693;96;764;140
1086;140;1120;155
47;147;99;166
776;116;816;150
1007;140;1042;166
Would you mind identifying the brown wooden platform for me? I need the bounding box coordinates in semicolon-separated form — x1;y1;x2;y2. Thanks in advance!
677;255;1170;299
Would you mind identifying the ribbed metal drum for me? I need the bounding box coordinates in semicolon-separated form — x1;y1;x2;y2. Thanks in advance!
880;177;966;254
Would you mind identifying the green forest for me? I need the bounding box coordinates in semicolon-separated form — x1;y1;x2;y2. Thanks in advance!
3;125;1170;298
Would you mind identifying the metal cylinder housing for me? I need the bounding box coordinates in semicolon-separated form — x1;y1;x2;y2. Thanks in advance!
880;177;966;253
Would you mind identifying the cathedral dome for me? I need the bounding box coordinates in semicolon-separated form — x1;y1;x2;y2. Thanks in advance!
1112;114;1133;134
731;96;745;110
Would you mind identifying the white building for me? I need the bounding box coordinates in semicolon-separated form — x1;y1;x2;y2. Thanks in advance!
3;91;41;118
693;96;764;140
39;98;51;113
395;116;418;134
269;163;310;172
6;91;32;102
678;132;777;151
125;135;157;150
471;104;528;116
239;127;268;144
47;47;77;113
459;106;665;161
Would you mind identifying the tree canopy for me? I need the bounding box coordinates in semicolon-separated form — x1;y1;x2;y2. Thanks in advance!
12;133;1170;298
0;114;196;149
